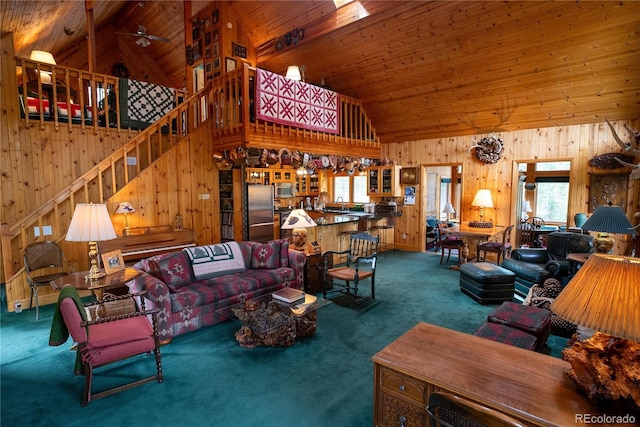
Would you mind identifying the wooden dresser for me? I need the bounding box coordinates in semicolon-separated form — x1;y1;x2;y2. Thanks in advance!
372;322;615;427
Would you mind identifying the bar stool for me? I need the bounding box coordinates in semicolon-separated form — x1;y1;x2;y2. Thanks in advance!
370;214;395;256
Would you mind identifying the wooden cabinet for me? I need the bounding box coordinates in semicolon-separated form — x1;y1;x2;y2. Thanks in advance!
368;165;402;197
246;168;271;185
295;172;320;196
271;169;295;183
219;169;243;242
304;252;332;295
373;322;606;427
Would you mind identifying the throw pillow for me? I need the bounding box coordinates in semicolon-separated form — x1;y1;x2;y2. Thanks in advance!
251;241;281;269
273;238;289;267
148;251;194;292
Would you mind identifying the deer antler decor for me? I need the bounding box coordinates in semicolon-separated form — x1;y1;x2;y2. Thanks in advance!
605;118;640;180
468;135;504;164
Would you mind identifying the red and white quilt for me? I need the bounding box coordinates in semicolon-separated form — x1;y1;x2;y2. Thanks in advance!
255;68;339;134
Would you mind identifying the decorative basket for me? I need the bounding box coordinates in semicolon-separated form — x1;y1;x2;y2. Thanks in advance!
95;293;137;318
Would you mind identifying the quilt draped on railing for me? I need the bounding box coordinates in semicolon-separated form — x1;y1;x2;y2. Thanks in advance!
119;78;176;130
255;68;340;134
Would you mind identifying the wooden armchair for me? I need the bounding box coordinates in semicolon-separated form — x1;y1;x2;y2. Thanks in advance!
49;286;163;406
322;232;379;306
437;223;465;265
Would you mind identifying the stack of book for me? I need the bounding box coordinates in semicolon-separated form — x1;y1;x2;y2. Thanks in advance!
272;287;305;304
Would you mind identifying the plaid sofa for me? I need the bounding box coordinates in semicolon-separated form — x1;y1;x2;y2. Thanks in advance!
128;240;305;343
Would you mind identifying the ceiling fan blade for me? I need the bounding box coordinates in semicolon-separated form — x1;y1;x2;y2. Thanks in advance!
115;31;139;37
147;35;170;43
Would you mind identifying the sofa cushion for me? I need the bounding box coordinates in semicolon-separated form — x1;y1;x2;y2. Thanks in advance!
244;268;296;287
275;239;290;267
251;241;281;269
147;251;194;292
184;242;246;280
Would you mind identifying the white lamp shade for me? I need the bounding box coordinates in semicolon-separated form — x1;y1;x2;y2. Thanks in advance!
521;200;532;213
30;50;56;65
281;209;317;229
66;203;117;242
286;66;302;81
471;189;494;208
442;202;455;214
115;202;136;214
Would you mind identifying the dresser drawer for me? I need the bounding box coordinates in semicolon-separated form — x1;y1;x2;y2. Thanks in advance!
379;367;427;406
378;391;427;427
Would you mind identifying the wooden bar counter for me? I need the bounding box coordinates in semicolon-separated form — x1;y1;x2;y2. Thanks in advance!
372;322;623;427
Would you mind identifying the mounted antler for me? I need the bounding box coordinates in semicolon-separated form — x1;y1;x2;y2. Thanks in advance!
605;118;640;180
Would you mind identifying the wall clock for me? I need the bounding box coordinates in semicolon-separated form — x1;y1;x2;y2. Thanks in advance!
401;167;418;185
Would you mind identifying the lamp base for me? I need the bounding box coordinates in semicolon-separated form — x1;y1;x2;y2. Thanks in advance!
594;233;615;253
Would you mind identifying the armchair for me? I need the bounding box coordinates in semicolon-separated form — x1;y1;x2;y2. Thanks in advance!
49;285;163;406
502;232;594;300
322;232;378;306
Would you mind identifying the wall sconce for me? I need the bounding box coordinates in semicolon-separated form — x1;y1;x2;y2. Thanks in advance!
115;202;136;236
65;203;117;281
29;50;56;84
469;189;494;228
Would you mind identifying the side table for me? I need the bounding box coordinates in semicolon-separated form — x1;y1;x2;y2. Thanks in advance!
304;253;332;294
50;267;140;300
567;252;592;278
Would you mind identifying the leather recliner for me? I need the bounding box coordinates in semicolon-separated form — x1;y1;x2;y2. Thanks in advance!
501;232;594;300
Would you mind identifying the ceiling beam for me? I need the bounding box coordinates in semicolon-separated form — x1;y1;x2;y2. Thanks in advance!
85;0;96;72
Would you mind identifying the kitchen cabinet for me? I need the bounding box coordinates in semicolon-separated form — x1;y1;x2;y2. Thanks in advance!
271;169;295;183
219;169;243;242
367;165;402;197
246;168;271;185
295;172;320;196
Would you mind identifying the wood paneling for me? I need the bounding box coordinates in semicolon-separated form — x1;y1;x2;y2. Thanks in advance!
3;1;639;142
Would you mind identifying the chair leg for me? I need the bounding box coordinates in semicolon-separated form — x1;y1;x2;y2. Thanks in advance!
30;286;41;321
82;364;93;407
440;248;445;264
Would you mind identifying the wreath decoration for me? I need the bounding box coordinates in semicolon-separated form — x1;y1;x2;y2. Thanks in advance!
468;135;504;164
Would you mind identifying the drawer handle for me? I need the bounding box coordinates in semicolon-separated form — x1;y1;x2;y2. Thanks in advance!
398;384;405;391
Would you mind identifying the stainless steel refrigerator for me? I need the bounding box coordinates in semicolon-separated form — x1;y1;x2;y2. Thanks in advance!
246;184;274;243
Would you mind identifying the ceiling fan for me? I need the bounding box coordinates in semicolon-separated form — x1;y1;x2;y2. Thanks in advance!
116;25;170;47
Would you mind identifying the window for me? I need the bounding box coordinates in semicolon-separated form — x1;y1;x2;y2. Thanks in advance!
535;177;569;222
332;175;370;204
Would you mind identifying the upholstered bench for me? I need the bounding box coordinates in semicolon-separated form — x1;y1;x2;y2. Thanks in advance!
472;322;538;351
459;262;515;304
487;301;551;352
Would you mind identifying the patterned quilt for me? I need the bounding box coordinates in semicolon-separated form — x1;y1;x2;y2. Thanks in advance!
255;68;339;134
183;242;246;280
119;78;176;130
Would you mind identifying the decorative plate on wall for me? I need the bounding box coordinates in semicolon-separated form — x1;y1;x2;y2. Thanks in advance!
401;167;419;185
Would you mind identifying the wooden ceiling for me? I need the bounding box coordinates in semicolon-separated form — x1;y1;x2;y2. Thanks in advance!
2;1;639;144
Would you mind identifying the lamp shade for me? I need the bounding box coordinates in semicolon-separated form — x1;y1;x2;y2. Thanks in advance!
286;66;302;81
471;189;494;208
115;202;136;214
550;254;640;341
582;204;635;236
29;50;56;65
66;204;117;242
442;202;455;214
281;209;317;229
521;200;532;213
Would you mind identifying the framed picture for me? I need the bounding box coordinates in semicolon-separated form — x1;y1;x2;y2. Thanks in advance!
193;40;201;60
205;31;211;46
101;250;125;275
226;57;236;72
192;27;199;41
205;48;211;59
206;62;212;73
213;57;221;69
212;41;219;56
212;9;218;24
588;173;628;212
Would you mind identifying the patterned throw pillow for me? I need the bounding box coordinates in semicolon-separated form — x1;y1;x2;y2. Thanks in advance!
251;241;281;270
148;251;194;292
273;238;290;267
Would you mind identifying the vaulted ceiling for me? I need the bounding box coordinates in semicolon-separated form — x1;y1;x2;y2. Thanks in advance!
2;1;639;144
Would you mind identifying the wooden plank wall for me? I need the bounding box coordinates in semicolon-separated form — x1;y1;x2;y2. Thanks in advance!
385;120;640;254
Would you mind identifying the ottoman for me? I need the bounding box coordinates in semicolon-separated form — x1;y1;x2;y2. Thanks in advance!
459;262;516;304
473;322;538;351
487;301;551;352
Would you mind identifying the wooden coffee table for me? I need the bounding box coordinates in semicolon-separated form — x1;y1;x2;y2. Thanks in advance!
50;267;140;300
217;292;331;348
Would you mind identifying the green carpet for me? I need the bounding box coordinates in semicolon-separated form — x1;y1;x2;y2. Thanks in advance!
0;251;569;426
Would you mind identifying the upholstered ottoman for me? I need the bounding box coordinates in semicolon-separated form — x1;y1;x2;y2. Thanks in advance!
459;262;516;304
487;301;552;352
472;322;538;351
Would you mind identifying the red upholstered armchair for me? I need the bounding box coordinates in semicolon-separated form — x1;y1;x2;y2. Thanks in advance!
49;286;163;406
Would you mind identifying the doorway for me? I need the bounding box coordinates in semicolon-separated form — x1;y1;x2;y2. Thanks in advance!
420;164;463;251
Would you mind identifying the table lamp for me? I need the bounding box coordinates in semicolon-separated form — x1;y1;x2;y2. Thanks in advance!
521;200;532;221
29;50;56;84
469;189;493;228
115;201;136;236
550;254;640;406
281;209;317;253
66;203;117;281
581;203;635;253
442;202;455;221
